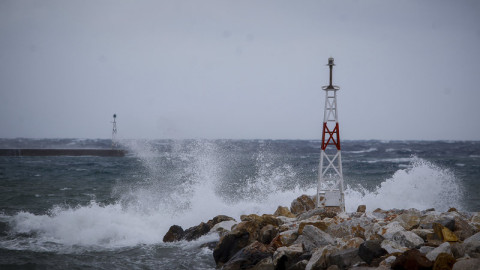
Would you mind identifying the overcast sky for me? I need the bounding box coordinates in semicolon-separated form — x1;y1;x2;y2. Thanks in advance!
1;0;479;140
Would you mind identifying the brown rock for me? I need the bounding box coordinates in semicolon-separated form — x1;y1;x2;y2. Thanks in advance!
298;221;329;234
274;206;296;218
433;253;455;270
391;249;433;270
428;223;459;243
213;232;250;266
259;224;278;245
290;194;316;215
357;205;367;213
183;222;211;241
207;215;235;228
453;216;477;241
162;225;184;242
221;241;273;270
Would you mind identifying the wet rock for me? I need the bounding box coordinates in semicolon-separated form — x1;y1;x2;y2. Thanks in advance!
419;246;435;255
278;229;299;247
273;243;304;270
357;205;366;213
274;206;296;218
250;257;274;270
211;220;238;237
391;231;424;248
394;210;421;230
183;222;211;241
449;243;465;259
240;214;282;228
221;241;273;270
437;218;455;232
207;215;236;228
426;242;452;261
452;258;480;270
297;207;337;221
328;216;376;239
259;224;278;245
301;225;335;248
305;245;338;270
339;237;365;250
163;225;184;242
428;223;459;244
381;239;408;254
379;221;405;240
290;194;316;215
327;248;363;270
462;231;480;256
358;240;387;265
453;216;477;241
391;248;433;270
287;259;308;270
213;232;250;266
298;221;329;234
432;253;455;270
412;229;434;241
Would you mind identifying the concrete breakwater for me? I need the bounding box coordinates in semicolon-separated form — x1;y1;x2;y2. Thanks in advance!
0;149;125;157
164;195;480;270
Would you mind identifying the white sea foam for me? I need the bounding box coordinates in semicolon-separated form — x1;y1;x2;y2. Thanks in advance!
345;157;463;212
345;148;377;154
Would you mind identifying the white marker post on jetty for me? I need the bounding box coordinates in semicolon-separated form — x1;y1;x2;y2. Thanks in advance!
112;114;118;148
317;57;345;212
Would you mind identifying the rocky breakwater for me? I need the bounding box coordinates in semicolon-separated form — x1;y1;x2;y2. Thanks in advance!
163;195;480;270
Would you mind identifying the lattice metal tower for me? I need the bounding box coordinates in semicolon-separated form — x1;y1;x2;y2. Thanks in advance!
111;114;118;148
317;57;345;211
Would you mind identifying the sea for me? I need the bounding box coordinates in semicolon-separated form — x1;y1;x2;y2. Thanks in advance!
0;138;479;269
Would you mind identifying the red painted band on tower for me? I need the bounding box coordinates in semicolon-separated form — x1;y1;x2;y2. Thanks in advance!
321;122;341;151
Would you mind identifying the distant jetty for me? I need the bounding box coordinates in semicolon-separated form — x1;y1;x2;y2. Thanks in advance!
0;149;125;157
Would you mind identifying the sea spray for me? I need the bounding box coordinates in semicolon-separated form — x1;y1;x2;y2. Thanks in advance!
345;157;463;212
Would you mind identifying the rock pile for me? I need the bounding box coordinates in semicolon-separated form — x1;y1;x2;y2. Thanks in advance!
163;195;480;270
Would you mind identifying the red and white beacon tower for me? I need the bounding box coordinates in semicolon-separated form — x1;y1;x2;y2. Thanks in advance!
317;57;345;212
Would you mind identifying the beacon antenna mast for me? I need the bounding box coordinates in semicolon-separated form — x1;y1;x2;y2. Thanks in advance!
111;114;118;148
317;57;345;212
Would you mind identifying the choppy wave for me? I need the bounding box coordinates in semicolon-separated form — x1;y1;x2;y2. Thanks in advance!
1;142;465;252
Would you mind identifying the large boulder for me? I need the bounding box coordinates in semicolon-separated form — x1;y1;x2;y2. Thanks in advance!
183;222;211;241
207;215;236;228
274;206;296;218
432;253;455;270
462;231;480;256
391;249;433;270
163;225;184;242
391;231;424;248
273;243;304;270
290;194;316;215
221;241;273;270
379;221;405;240
453;216;477;241
426;242;452;261
259;224;278;245
393;210;421;230
327;248;363;269
381;240;408;254
358;240;387;265
213;232;250;266
452;258;480;270
298;225;335;252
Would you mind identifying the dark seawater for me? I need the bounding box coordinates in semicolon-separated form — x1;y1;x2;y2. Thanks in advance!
0;139;479;269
